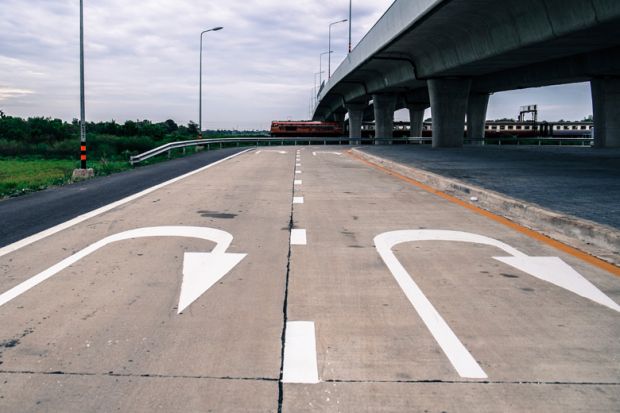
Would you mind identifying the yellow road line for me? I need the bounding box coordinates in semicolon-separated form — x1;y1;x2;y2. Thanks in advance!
347;150;620;277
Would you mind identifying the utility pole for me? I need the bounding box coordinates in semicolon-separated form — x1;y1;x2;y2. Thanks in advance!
79;0;86;169
72;0;93;180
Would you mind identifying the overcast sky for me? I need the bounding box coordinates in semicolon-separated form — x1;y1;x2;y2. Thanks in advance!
0;0;593;130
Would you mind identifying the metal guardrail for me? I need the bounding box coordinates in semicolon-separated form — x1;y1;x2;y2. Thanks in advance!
129;136;386;165
481;137;593;146
129;136;594;164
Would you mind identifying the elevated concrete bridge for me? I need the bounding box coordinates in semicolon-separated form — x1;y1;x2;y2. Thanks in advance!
313;0;620;148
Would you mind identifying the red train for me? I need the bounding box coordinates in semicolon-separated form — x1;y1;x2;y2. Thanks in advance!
270;121;344;137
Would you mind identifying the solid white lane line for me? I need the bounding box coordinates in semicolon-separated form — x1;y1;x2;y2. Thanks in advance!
293;197;304;204
290;229;307;245
0;149;253;258
282;321;319;384
294;180;302;185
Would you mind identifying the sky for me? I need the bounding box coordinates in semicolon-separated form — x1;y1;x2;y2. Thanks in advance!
0;0;593;130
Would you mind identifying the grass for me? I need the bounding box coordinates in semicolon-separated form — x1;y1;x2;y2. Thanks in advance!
0;157;131;199
0;138;266;199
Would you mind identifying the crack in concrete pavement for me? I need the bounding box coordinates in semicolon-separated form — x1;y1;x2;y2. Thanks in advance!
277;155;298;413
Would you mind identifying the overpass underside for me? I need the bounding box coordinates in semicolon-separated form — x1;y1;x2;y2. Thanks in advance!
314;0;620;148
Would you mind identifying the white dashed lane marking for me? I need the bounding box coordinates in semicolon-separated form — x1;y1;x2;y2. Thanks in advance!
282;321;319;384
290;229;307;245
293;197;304;204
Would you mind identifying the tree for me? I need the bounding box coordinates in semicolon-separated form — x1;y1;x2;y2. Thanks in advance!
163;119;178;133
187;121;198;135
122;120;138;136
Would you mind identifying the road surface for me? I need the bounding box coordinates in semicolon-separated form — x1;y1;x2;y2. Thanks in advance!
1;147;618;412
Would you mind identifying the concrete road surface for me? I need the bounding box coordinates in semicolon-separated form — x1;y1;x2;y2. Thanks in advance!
0;147;618;412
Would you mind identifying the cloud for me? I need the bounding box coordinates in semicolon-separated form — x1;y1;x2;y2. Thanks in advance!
0;0;595;128
0;86;34;101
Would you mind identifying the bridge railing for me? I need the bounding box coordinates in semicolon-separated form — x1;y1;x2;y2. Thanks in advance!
129;136;593;164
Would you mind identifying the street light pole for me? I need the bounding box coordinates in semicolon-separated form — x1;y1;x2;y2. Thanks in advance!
319;51;332;85
199;26;223;138
349;0;352;53
314;71;324;105
79;0;86;169
328;19;347;79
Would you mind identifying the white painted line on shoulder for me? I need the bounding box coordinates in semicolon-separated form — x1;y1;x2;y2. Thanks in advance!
291;229;307;245
294;180;302;185
293;197;304;204
282;321;319;384
0;149;253;258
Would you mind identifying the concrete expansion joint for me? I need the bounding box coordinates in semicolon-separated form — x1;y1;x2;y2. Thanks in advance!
0;369;279;382
322;378;620;386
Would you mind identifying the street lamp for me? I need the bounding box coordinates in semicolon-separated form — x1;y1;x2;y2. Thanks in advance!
348;0;353;53
199;26;223;138
314;71;325;105
319;51;332;85
328;18;347;78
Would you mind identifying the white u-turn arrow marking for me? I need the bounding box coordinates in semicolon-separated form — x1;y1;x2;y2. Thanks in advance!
375;230;620;379
0;226;246;314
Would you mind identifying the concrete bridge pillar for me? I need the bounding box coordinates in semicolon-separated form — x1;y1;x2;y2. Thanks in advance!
591;78;620;148
467;92;490;145
346;103;366;145
373;94;397;145
406;103;429;137
428;78;471;148
329;112;346;124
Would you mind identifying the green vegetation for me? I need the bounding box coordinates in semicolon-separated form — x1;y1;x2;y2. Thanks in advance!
0;110;266;198
0;158;130;198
